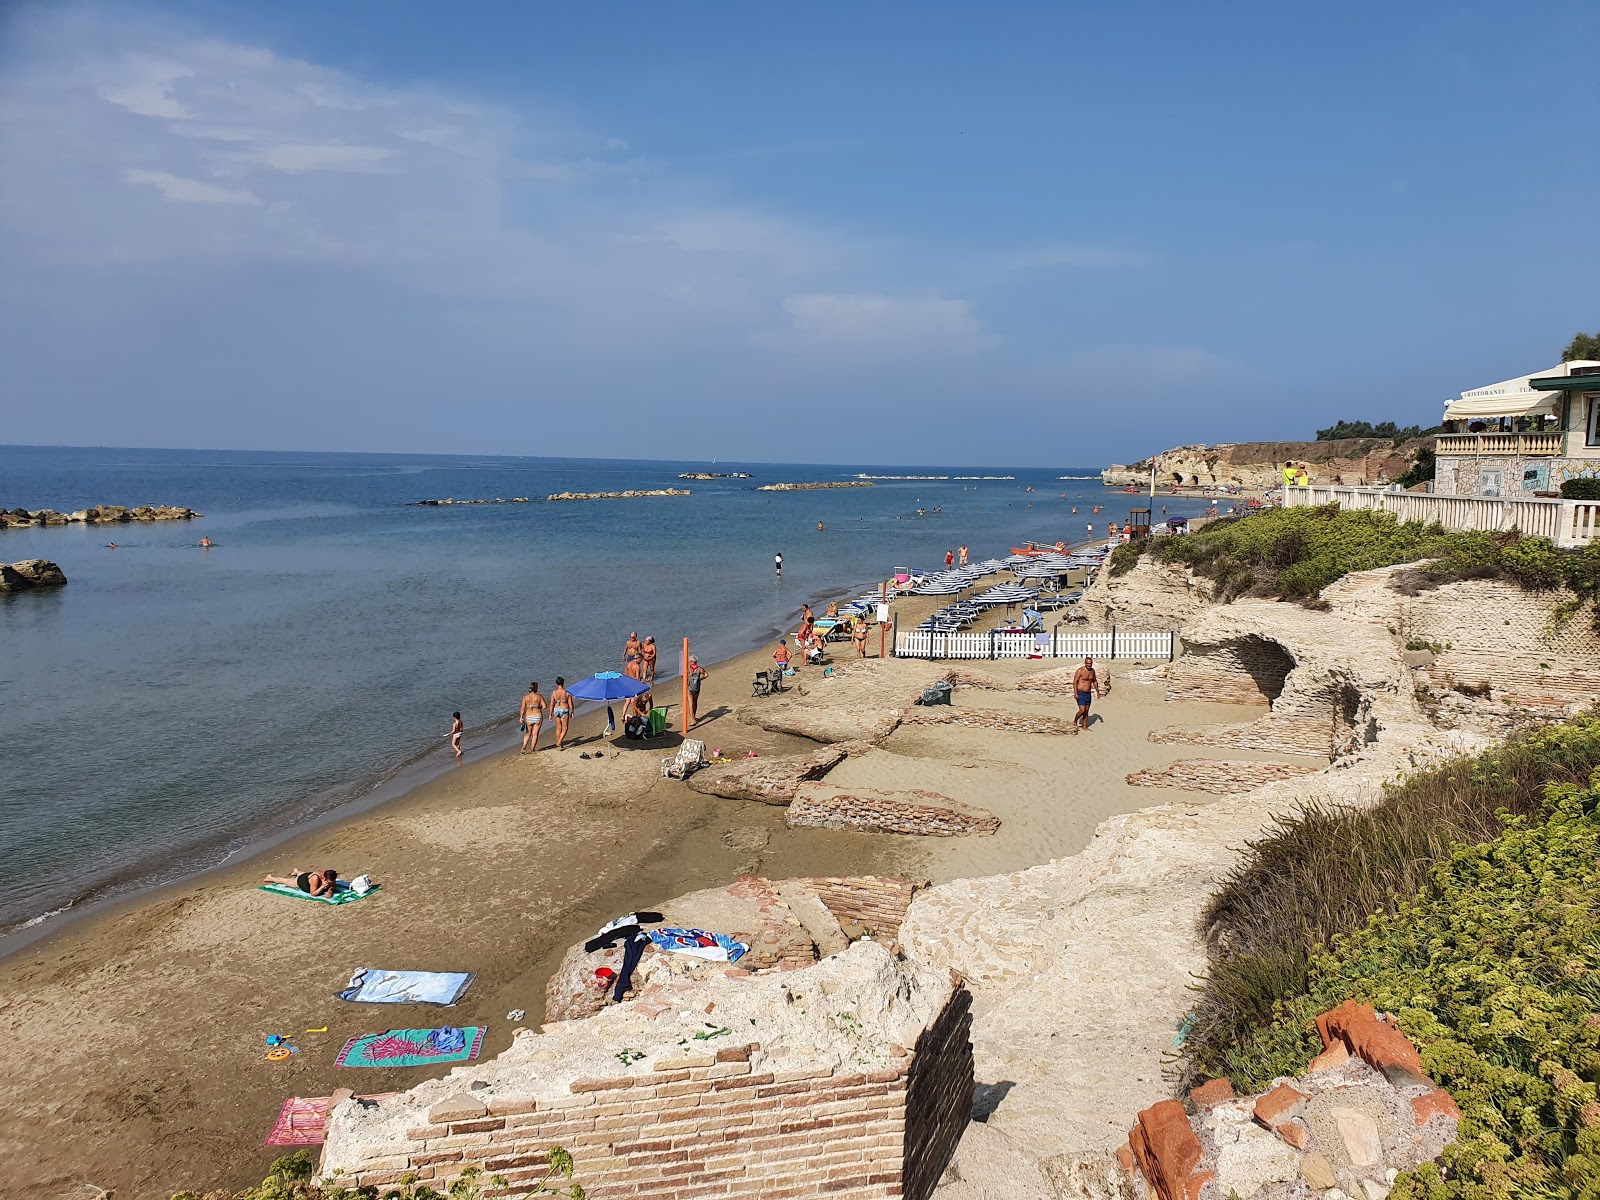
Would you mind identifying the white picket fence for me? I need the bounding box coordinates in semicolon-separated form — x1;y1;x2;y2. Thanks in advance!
894;628;1175;661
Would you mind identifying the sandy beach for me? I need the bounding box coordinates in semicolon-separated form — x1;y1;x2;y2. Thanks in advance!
0;574;1317;1199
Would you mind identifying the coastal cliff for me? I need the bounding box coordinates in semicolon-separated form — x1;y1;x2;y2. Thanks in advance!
1102;436;1429;490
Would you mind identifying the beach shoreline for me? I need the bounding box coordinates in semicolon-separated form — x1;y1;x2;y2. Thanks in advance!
0;569;894;959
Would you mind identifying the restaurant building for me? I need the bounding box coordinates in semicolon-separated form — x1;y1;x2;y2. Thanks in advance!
1434;360;1600;497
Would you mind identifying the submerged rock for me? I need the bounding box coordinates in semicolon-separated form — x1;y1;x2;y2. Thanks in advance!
0;559;67;591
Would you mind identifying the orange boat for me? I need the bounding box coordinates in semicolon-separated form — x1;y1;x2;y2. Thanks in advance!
1008;541;1068;556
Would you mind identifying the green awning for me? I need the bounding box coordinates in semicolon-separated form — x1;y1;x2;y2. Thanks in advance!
1530;374;1600;392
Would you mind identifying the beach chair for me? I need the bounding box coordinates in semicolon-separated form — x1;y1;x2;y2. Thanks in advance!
768;666;786;693
661;739;707;780
752;671;772;697
647;707;669;737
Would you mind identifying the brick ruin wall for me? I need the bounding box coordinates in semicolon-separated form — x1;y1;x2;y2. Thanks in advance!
800;876;919;942
1151;715;1333;758
787;786;1001;837
323;982;974;1200
1125;758;1320;795
1163;635;1291;707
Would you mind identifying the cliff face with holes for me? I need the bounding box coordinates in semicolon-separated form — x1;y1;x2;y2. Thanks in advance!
1102;437;1429;491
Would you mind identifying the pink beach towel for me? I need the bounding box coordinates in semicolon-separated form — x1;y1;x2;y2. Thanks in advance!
265;1093;397;1146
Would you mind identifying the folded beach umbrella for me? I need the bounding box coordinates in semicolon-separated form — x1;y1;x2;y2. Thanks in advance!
567;671;651;701
973;583;1038;606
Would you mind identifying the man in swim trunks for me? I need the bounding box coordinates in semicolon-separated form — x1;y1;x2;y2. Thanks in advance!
519;681;545;753
1073;657;1101;732
263;867;338;896
550;678;574;750
641;636;657;683
623;632;644;680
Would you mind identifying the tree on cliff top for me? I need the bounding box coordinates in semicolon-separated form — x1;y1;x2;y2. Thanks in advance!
1314;419;1439;442
1562;330;1600;361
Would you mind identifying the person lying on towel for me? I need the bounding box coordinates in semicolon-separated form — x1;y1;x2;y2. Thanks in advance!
264;867;339;897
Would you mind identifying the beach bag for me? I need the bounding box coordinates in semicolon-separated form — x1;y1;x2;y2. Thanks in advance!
349;874;373;895
427;1026;467;1054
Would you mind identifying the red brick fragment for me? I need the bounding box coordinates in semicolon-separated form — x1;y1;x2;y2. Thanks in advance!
1412;1088;1461;1126
1189;1077;1235;1111
1314;999;1429;1086
1114;1144;1136;1175
1276;1121;1309;1150
1306;1039;1351;1073
1127;1099;1205;1200
1252;1083;1306;1129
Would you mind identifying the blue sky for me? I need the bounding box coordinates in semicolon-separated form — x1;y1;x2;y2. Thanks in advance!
0;2;1594;466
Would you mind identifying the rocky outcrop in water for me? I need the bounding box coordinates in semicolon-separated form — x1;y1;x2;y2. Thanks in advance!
412;497;531;506
0;505;200;529
0;559;67;592
678;472;751;480
546;488;692;501
756;480;873;491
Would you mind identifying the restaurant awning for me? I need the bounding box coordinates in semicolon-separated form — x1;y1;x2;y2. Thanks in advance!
1442;363;1588;419
1530;362;1600;393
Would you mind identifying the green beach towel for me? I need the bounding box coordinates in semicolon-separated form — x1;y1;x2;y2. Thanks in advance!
336;1026;485;1069
259;882;380;905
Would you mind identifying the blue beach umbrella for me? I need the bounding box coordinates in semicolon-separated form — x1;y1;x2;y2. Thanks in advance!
566;671;650;701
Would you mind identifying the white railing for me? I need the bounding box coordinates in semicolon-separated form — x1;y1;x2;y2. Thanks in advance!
1435;432;1563;456
1281;486;1598;546
894;628;1174;660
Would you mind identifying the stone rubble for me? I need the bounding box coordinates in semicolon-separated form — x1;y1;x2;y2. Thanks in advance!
0;558;67;592
787;785;1001;837
0;503;200;528
1124;758;1320;794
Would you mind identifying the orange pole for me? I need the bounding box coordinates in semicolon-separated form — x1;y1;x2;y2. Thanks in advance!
682;637;691;731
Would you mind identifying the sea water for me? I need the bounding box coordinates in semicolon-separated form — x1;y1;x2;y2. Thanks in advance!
0;445;1214;936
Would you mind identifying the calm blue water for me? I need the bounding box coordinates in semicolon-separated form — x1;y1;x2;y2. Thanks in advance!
0;446;1212;934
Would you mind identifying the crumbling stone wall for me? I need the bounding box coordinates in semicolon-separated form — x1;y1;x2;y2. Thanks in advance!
1125;759;1319;795
801;875;920;942
1164;635;1294;707
323;944;972;1200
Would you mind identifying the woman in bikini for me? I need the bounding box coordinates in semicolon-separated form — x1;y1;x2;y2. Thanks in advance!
550;677;574;750
519;682;545;753
264;867;338;897
641;636;657;684
853;619;869;658
449;712;463;760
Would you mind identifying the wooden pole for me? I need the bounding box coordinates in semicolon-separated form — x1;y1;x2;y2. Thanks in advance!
682;636;691;731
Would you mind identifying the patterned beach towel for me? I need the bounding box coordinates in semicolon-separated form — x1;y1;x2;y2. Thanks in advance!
265;1093;397;1146
335;1027;485;1069
338;968;474;1005
646;927;749;962
260;882;380;905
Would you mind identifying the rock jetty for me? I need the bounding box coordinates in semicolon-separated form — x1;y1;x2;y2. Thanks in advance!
411;497;531;506
755;480;874;491
0;505;200;529
546;488;691;501
678;471;751;480
0;559;67;592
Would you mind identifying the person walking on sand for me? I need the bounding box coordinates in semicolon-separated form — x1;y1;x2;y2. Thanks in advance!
519;682;545;753
685;655;707;727
550;678;574;750
775;552;783;578
449;712;464;759
852;619;868;658
641;636;657;684
1072;657;1102;732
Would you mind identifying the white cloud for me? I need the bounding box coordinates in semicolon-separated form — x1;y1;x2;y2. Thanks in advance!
122;168;258;204
755;293;987;353
97;53;193;118
238;142;396;174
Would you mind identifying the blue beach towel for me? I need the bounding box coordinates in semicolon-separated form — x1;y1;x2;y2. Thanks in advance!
646;928;749;963
337;969;474;1006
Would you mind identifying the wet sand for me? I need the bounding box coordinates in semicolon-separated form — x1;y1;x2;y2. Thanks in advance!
0;576;1311;1199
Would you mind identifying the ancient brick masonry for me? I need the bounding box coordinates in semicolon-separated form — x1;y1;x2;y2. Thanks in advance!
1125;759;1319;796
1115;1000;1462;1200
900;707;1079;737
322;943;972;1200
1151;715;1332;758
787;786;1001;837
1163;635;1293;707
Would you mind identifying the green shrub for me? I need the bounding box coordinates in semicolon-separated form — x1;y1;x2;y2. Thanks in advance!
1107;540;1142;576
1560;477;1600;501
1230;784;1600;1199
1185;713;1600;1095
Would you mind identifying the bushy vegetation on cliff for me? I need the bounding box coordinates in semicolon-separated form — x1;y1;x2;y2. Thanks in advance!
1146;505;1600;624
1315;419;1442;443
1186;714;1600;1199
